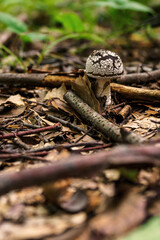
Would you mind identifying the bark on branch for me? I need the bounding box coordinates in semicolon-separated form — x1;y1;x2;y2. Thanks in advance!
0;73;76;87
64;90;145;144
111;83;160;102
0;144;158;196
115;69;160;85
0;69;160;87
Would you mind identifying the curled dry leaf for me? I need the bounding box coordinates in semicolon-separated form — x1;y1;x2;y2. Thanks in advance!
71;74;100;112
0;94;26;117
44;84;67;101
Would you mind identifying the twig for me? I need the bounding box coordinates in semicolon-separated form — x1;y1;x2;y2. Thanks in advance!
64;90;145;144
0;144;110;160
73;143;112;152
0;142;104;160
74;126;94;143
2;110;33;128
111;83;160;102
46;115;88;134
0;144;159;196
30;141;103;153
13;135;30;150
0;151;48;160
34;115;48;143
0;123;61;139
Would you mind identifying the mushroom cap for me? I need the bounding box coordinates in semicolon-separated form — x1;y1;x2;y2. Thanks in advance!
86;49;124;79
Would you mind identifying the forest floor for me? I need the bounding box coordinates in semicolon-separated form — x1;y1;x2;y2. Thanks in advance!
0;30;160;240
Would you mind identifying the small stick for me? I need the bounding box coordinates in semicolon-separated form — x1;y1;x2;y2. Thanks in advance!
0;142;104;161
34;115;48;143
116;105;132;122
111;83;160;102
0;123;61;139
73;143;112;152
46;115;88;133
0;151;48;160
0;144;158;196
2;110;33;128
30;141;103;153
64;90;145;144
74;126;94;143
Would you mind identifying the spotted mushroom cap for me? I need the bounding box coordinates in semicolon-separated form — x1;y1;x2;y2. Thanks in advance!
86;49;124;79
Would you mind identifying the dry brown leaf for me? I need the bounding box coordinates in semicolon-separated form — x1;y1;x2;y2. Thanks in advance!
71;74;100;112
45;149;70;162
43;178;72;204
0;94;26;117
51;98;74;115
5;94;25;107
44;84;67;101
89;192;147;238
0;213;86;240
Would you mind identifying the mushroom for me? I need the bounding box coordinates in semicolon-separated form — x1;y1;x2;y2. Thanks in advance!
85;49;124;106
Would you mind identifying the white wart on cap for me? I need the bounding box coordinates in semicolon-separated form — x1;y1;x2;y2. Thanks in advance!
86;49;124;79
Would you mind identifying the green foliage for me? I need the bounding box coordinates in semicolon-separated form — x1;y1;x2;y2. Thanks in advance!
86;0;153;13
21;32;48;43
120;217;160;240
56;12;85;33
0;0;155;60
0;44;24;68
0;11;27;34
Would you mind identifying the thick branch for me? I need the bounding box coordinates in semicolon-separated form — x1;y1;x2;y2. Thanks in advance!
64;91;145;144
111;83;160;102
116;69;160;85
0;73;76;87
0;69;160;88
0;144;159;196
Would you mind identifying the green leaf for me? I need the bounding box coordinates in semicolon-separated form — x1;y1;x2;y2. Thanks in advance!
120;217;160;240
86;0;153;13
56;12;85;33
21;32;48;43
38;32;104;64
0;12;27;34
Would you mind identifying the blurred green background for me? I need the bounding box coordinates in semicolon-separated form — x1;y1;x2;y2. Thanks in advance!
0;0;160;65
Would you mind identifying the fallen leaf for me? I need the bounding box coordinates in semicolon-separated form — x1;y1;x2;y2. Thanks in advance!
90;192;147;238
71;74;100;112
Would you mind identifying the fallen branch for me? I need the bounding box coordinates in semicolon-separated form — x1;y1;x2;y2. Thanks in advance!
0;144;159;196
0;69;160;88
115;69;160;85
0;73;77;87
0;123;61;139
64;90;145;144
111;83;160;102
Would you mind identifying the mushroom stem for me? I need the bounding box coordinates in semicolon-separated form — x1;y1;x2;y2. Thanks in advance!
96;79;111;106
